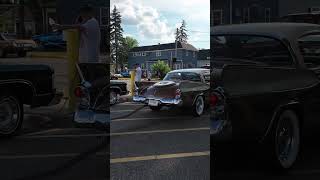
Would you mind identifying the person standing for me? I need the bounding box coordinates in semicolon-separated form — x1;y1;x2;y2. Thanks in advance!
135;63;142;89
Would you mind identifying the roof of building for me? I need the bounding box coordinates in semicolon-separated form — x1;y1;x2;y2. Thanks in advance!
198;49;210;60
130;42;198;52
212;23;320;41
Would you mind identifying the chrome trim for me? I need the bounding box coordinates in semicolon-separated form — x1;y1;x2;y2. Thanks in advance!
0;79;36;96
133;96;182;105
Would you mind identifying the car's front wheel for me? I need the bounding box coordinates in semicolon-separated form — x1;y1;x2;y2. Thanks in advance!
193;96;205;117
110;90;119;106
268;110;300;170
0;48;6;58
0;96;23;136
18;51;27;57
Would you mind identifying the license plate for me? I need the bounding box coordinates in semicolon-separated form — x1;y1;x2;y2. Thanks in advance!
148;99;159;106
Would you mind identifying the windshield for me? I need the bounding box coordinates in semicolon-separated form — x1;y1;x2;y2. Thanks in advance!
164;72;202;82
212;35;293;68
299;34;320;68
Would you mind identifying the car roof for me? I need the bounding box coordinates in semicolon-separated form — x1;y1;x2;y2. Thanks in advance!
212;23;320;41
169;68;210;74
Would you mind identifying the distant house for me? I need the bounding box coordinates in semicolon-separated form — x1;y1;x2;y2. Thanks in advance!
197;49;210;67
128;42;199;72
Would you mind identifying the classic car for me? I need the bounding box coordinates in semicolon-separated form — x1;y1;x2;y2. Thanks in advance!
0;33;37;57
32;31;66;50
211;23;320;170
110;80;128;105
0;64;62;136
134;68;210;116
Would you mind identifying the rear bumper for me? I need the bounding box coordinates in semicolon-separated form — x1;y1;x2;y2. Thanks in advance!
210;119;232;143
133;96;182;106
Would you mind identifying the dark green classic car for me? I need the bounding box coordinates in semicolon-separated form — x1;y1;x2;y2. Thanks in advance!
134;68;210;116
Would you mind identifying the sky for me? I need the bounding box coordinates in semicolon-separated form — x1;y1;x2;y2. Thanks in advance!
110;0;210;49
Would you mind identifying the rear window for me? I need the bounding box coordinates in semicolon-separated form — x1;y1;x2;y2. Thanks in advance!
299;34;320;68
164;72;202;82
212;35;293;67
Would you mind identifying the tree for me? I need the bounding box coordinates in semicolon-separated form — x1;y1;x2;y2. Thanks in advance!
118;36;139;69
151;60;171;79
175;20;188;43
110;6;123;73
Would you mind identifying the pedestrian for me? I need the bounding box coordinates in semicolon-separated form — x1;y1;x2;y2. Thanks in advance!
135;63;142;90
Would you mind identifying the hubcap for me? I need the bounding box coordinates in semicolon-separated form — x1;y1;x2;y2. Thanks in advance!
196;97;204;115
110;92;117;105
276;116;297;167
0;97;20;134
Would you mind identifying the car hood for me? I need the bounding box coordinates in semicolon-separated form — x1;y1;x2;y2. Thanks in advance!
141;81;180;99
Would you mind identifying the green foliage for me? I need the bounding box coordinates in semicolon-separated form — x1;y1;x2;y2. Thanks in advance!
110;6;124;72
151;60;171;79
118;36;139;69
175;19;188;43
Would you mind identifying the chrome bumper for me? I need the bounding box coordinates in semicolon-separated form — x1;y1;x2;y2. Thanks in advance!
74;109;110;130
210;119;232;142
133;96;182;106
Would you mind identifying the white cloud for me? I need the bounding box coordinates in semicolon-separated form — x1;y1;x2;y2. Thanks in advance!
111;0;210;48
111;0;175;44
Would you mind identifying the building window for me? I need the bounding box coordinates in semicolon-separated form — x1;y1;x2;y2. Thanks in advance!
142;52;146;56
133;53;136;57
193;51;196;58
265;8;271;22
156;51;161;57
213;10;223;26
186;51;189;56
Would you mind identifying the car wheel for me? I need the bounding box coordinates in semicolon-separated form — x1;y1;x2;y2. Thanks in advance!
18;51;27;57
193;96;205;117
0;96;23;136
268;110;300;170
149;106;161;111
110;90;119;106
0;49;6;58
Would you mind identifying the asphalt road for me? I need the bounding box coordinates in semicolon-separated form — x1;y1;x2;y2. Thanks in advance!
212;134;320;180
110;102;210;180
0;56;108;180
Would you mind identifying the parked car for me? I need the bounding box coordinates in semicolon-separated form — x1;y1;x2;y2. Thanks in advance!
211;23;320;170
110;80;128;105
0;33;37;57
0;64;62;136
110;73;118;80
32;31;66;50
120;71;130;78
134;68;210;116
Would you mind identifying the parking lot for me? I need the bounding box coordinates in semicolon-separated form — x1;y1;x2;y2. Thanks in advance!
110;100;210;180
0;57;108;180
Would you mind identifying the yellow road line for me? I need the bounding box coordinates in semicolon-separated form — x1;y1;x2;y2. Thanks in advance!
111;151;210;164
111;115;210;122
18;127;209;139
110;127;210;136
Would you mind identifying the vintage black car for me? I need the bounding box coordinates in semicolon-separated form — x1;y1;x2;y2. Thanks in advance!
134;69;210;116
211;23;320;170
0;65;60;136
110;80;128;105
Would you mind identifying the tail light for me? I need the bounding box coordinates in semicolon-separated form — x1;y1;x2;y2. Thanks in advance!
175;89;181;99
210;93;219;107
75;86;84;97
